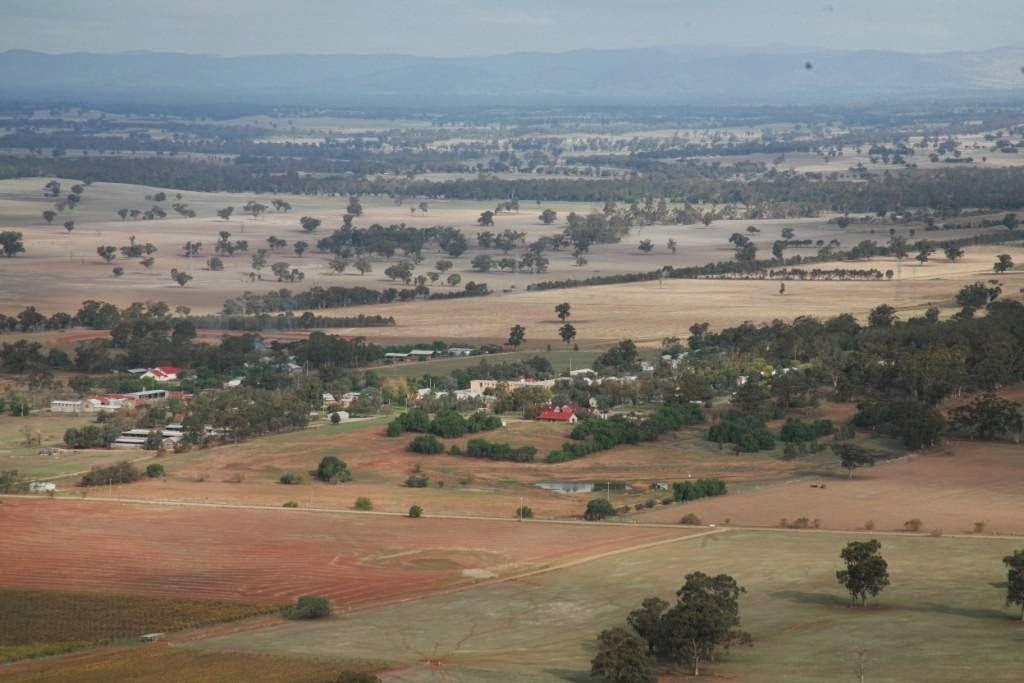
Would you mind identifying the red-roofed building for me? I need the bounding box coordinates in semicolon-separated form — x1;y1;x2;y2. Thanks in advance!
141;366;183;382
537;403;582;423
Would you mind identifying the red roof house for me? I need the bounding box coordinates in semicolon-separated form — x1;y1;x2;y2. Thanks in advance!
142;366;183;382
537;403;582;423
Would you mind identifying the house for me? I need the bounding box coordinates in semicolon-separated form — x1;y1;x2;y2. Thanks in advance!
537;403;582;423
322;392;337;405
30;481;56;492
409;349;435;358
50;399;84;413
141;366;183;382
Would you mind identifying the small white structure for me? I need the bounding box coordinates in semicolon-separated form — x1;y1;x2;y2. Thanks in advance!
447;347;474;356
328;410;350;423
30;481;56;492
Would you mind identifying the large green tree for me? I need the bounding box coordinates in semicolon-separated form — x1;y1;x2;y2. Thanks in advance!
591;627;655;683
1004;549;1024;621
836;539;890;607
653;572;750;677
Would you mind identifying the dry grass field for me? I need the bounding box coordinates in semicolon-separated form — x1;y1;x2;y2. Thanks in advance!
635;439;1024;535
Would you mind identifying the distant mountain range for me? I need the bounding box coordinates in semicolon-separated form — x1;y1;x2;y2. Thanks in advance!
1;46;1022;107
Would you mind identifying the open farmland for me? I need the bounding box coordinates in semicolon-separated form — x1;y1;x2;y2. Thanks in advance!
1;177;1019;337
0;498;687;607
634;439;1024;535
188;529;1024;682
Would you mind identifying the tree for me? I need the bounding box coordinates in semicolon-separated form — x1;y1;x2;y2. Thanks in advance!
299;216;322;232
384;262;414;284
994;254;1014;273
638;239;654;253
354;256;373;275
507;324;526;348
117;208;129;221
435;259;453;273
408;504;423;518
950;394;1023;442
346;197;363;216
63;220;74;233
1004;549;1024;621
832;443;875;479
293;240;308;257
317;455;352;483
654;572;750;677
1001;213;1018;231
539;208;558;224
471;254;494;272
112;266;124;277
868;304;896;328
627;597;669;653
446;273;461;287
944;245;965;262
559;323;577;345
584;498;616;521
555;302;572;321
327;255;350;273
836;540;889;607
0;231;25;258
666;238;678;253
217;207;234;221
170;269;192;287
96;245;117;263
42;210;57;225
478;210;495;226
206;257;224;271
591;627;655;683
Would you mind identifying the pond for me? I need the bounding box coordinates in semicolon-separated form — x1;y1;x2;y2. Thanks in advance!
534;481;633;493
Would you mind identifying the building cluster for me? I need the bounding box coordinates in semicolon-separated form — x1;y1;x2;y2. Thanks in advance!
50;388;191;414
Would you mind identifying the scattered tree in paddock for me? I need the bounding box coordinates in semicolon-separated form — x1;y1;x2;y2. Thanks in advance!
1004;549;1024;621
217;207;234;221
555;302;572;321
170;269;193;287
42;210;57;224
836;539;890;607
558;323;577;345
994;254;1014;273
507;324;526;348
316;455;352;483
96;245;117;263
539;208;558;224
583;498;616;521
282;595;331;620
299;216;322;232
831;443;876;478
408;504;423;518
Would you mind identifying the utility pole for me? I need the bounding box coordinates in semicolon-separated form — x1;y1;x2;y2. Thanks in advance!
519;496;523;522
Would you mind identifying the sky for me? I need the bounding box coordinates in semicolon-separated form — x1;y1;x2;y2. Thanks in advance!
2;0;1022;57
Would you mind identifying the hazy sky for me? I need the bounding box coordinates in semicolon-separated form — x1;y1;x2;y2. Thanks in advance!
3;0;1022;57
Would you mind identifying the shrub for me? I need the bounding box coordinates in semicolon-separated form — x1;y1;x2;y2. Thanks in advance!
279;472;305;485
448;443;463;455
904;518;923;532
680;513;702;525
583;498;617;521
428;410;468;438
864;520;875;530
407;434;445;454
354;496;373;511
283;595;331;619
672;478;727;502
145;463;165;478
464;438;537;462
644;498;656;509
516;505;534;519
408;504;423;518
80;461;141;487
282;500;299;508
779;418;834;443
404;474;429;488
973;521;986;534
316;456;352;482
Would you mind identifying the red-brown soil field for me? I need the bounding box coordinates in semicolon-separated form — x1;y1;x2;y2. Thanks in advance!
0;498;683;608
